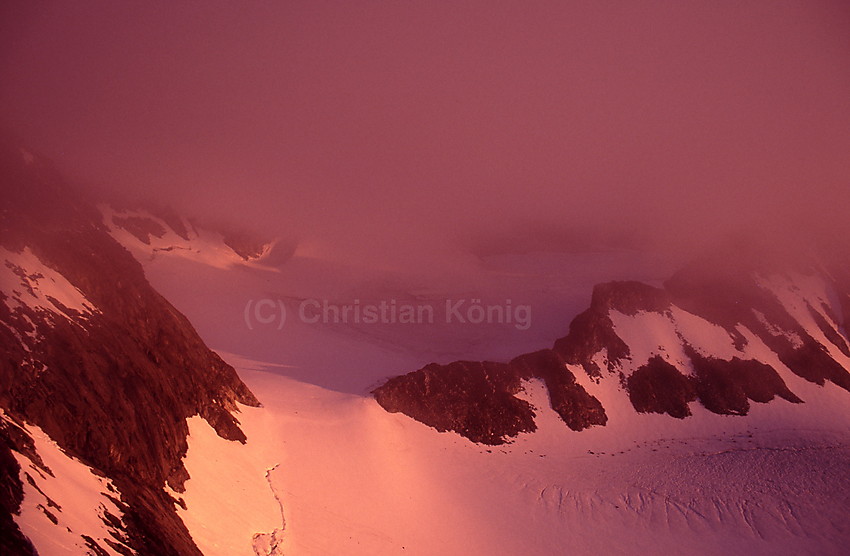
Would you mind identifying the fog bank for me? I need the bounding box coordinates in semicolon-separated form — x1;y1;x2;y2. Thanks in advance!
2;1;849;267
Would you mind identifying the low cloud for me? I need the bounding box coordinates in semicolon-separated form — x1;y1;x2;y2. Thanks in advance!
2;1;849;269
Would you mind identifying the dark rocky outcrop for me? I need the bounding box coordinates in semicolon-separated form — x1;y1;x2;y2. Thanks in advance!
0;419;37;556
0;143;260;553
627;356;696;419
665;259;850;393
374;349;606;444
553;281;669;377
509;350;606;431
808;302;850;357
586;281;671;316
687;349;802;415
374;361;536;445
626;351;803;419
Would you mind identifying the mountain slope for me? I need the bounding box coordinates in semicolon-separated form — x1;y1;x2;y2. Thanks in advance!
0;144;265;554
92;193;850;554
99;203;285;269
374;252;850;444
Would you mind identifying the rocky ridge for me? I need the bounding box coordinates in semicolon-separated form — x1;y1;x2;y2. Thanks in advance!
0;143;261;554
375;255;850;444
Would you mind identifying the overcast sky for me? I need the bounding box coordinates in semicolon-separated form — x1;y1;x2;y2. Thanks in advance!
2;1;849;265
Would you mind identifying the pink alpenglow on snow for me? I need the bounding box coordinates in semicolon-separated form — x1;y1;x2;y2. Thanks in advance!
2;2;850;555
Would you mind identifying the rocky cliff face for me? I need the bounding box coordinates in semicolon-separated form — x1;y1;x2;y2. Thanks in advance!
0;144;260;554
374;252;850;444
373;348;608;445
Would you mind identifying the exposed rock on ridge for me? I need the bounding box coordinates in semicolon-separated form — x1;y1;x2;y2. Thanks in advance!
375;253;850;444
0;143;260;554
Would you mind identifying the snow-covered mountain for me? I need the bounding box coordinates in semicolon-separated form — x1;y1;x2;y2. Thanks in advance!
99;203;286;269
374;255;850;444
116;217;848;555
0;144;283;555
3;143;850;555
